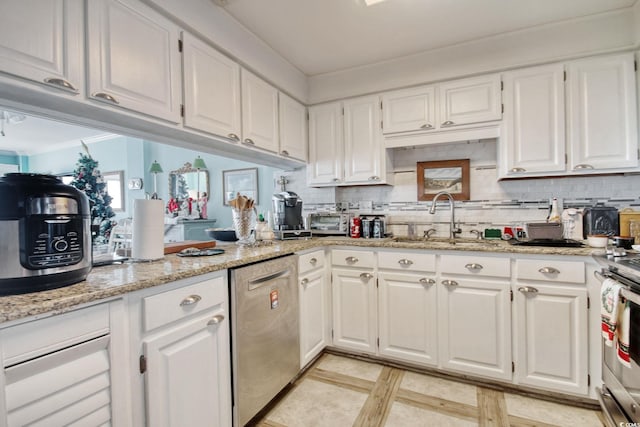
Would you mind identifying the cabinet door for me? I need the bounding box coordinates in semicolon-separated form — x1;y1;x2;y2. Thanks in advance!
438;277;511;381
343;95;384;184
279;93;308;162
308;102;343;185
567;53;638;171
87;0;182;123
299;268;329;368
378;272;438;366
0;0;83;96
332;268;377;354
439;74;502;127
144;311;232;427
241;69;279;153
514;284;588;395
182;32;241;140
501;64;566;177
382;85;436;134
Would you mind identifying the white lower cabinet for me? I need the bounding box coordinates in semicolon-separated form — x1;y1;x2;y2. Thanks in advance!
132;272;231;427
299;250;330;368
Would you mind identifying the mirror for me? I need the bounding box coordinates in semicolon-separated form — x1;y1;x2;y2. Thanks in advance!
168;162;209;204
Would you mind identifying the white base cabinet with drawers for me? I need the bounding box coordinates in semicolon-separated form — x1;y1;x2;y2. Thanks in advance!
298;249;331;368
129;271;231;427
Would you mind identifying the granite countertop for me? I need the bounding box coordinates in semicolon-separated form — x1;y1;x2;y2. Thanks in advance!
0;237;602;325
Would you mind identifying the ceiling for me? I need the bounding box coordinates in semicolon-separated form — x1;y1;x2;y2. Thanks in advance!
218;0;637;76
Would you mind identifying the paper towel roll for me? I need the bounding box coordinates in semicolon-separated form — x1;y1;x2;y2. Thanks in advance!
132;199;164;261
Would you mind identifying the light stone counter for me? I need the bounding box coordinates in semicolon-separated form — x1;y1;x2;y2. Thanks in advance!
0;237;602;324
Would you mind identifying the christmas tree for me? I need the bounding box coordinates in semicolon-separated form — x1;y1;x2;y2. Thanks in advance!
70;142;115;244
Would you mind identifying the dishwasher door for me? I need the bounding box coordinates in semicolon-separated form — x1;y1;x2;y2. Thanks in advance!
230;255;299;426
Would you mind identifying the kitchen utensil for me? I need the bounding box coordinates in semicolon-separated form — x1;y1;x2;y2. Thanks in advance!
526;222;564;240
613;236;635;249
561;208;583;240
586;234;609;248
232;207;256;244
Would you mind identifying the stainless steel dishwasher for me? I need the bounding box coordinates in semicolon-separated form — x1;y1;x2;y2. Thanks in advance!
230;255;299;426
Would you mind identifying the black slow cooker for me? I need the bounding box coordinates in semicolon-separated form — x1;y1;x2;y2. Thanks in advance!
0;173;92;295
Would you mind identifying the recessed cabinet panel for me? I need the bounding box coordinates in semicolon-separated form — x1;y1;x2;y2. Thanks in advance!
182;32;241;139
279;93;308;161
87;0;181;123
567;53;638;171
501;64;565;176
0;0;83;95
299;268;328;367
241;69;279;153
382;85;436;134
308;102;343;185
439;74;502;127
343;95;383;183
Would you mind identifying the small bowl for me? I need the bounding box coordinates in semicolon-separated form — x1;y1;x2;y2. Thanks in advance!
205;228;238;242
632;245;640;251
586;234;609;248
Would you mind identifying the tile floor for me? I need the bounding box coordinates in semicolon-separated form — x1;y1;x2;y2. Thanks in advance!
256;353;605;427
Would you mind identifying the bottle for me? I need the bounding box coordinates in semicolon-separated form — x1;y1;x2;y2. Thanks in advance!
350;217;361;238
548;198;561;223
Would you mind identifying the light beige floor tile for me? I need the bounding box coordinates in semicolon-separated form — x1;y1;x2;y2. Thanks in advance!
400;371;478;407
385;401;479;427
316;354;383;382
266;378;368;427
504;393;603;427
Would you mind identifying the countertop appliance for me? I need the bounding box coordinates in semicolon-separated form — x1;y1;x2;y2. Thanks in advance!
584;206;619;237
307;212;349;236
0;173;92;295
593;253;640;426
272;191;311;240
229;255;299;426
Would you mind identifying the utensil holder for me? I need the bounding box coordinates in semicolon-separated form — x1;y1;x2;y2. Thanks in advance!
232;208;256;244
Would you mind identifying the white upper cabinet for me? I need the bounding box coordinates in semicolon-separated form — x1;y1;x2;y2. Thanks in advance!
567;53;638;172
343;95;384;184
182;32;241;140
87;0;182;123
279;93;308;162
308;102;343;185
0;0;83;95
500;64;566;177
241;69;280;153
382;85;436;134
439;74;502;127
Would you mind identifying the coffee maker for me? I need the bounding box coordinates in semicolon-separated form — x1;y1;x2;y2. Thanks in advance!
272;191;312;239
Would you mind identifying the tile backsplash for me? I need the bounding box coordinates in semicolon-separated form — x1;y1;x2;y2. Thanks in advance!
277;139;640;237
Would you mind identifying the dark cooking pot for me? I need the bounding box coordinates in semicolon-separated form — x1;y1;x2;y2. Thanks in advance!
613;236;635;249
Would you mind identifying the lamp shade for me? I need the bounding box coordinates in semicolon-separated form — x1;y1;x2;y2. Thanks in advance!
149;160;163;174
193;156;207;170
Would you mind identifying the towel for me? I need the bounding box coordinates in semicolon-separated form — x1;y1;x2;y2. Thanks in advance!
601;278;623;346
617;300;631;367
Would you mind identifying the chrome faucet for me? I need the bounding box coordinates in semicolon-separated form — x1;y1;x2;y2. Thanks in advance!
428;191;462;240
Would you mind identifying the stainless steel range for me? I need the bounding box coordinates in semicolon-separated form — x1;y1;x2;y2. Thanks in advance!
594;252;640;426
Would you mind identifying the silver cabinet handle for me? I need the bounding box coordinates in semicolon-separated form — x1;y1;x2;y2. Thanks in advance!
227;133;240;141
207;314;225;325
243;138;255;145
301;278;309;286
360;272;373;280
441;120;455;126
180;295;202;306
92;92;120;105
332;178;341;182
538;266;560;274
419;278;436;285
442;279;458;286
573;164;594;170
398;259;413;266
281;150;289;156
345;256;359;264
309;257;317;265
368;176;380;181
510;167;526;173
43;77;79;94
518;286;539;294
420;123;433;129
465;263;483;270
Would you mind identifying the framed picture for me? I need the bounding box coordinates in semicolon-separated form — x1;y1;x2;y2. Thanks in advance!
417;159;470;201
222;168;258;205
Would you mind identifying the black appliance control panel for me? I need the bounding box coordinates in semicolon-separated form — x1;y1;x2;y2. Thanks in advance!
22;216;85;269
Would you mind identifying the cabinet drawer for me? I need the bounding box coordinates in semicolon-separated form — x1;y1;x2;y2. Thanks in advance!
516;259;585;283
1;303;110;366
299;250;325;274
378;251;435;272
143;276;225;331
332;249;375;268
440;254;510;278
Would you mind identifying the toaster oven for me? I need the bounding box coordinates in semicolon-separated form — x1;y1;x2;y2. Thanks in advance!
307;213;349;235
